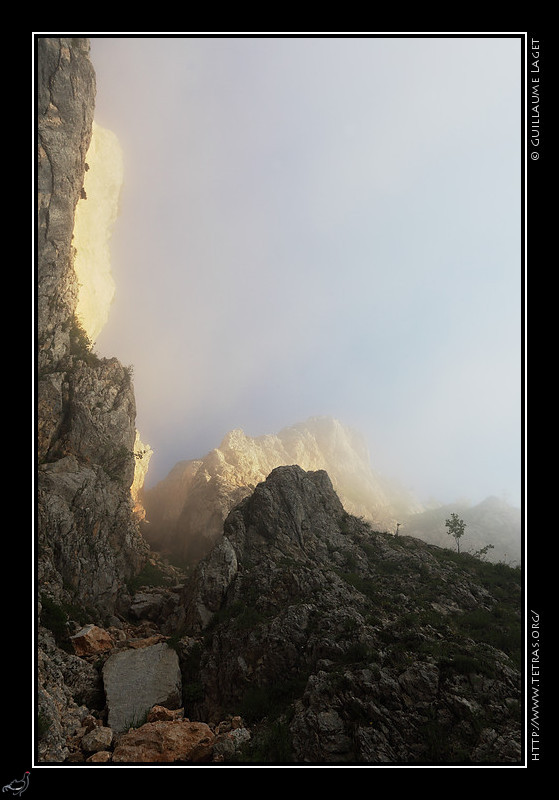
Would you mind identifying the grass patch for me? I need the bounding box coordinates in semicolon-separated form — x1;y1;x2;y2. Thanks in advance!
123;709;150;730
239;675;309;724
37;711;52;739
451;605;521;667
183;682;205;706
126;562;169;593
236;720;293;764
336;571;382;606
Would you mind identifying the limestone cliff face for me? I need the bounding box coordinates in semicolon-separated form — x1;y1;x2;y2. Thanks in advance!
131;432;154;521
37;37;148;616
143;417;424;563
72;121;123;344
37;37;95;373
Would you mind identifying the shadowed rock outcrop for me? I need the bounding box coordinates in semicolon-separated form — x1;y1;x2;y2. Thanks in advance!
179;465;522;764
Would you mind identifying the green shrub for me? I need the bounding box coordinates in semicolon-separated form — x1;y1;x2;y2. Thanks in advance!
342;550;359;571
374;560;401;576
339;513;353;535
343;641;372;664
237;721;293;764
438;645;497;679
40;596;71;650
336;571;381;605
182;641;203;674
239;675;308;724
38;710;52;739
450;605;521;667
126;562;168;593
417;707;449;762
361;542;377;561
183;682;205;706
68;315;100;366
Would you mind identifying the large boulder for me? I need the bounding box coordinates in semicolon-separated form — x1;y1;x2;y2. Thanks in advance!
102;643;182;733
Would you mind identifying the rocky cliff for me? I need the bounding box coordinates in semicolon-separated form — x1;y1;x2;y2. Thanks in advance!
36;465;522;765
143;417;424;563
36;37;150;761
37;37;149;613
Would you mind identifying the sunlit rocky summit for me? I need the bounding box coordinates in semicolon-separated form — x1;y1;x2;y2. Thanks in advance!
142;417;521;566
142;417;425;563
35;37;523;766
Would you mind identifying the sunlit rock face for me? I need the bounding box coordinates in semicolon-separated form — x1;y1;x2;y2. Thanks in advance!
143;416;424;563
71;121;152;509
72;121;123;344
131;432;154;520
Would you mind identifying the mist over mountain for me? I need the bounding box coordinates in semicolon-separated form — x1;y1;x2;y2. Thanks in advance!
89;35;522;514
402;496;521;566
141;416;422;562
34;37;524;768
142;416;521;566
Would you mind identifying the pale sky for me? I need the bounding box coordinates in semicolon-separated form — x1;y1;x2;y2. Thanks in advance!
89;35;522;507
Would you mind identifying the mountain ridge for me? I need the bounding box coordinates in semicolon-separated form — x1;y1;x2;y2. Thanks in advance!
142;416;520;566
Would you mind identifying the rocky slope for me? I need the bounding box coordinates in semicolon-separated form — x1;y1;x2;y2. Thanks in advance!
142;417;424;563
178;466;522;764
37;466;522;764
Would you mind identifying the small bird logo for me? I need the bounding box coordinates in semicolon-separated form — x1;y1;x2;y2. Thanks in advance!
2;773;30;797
